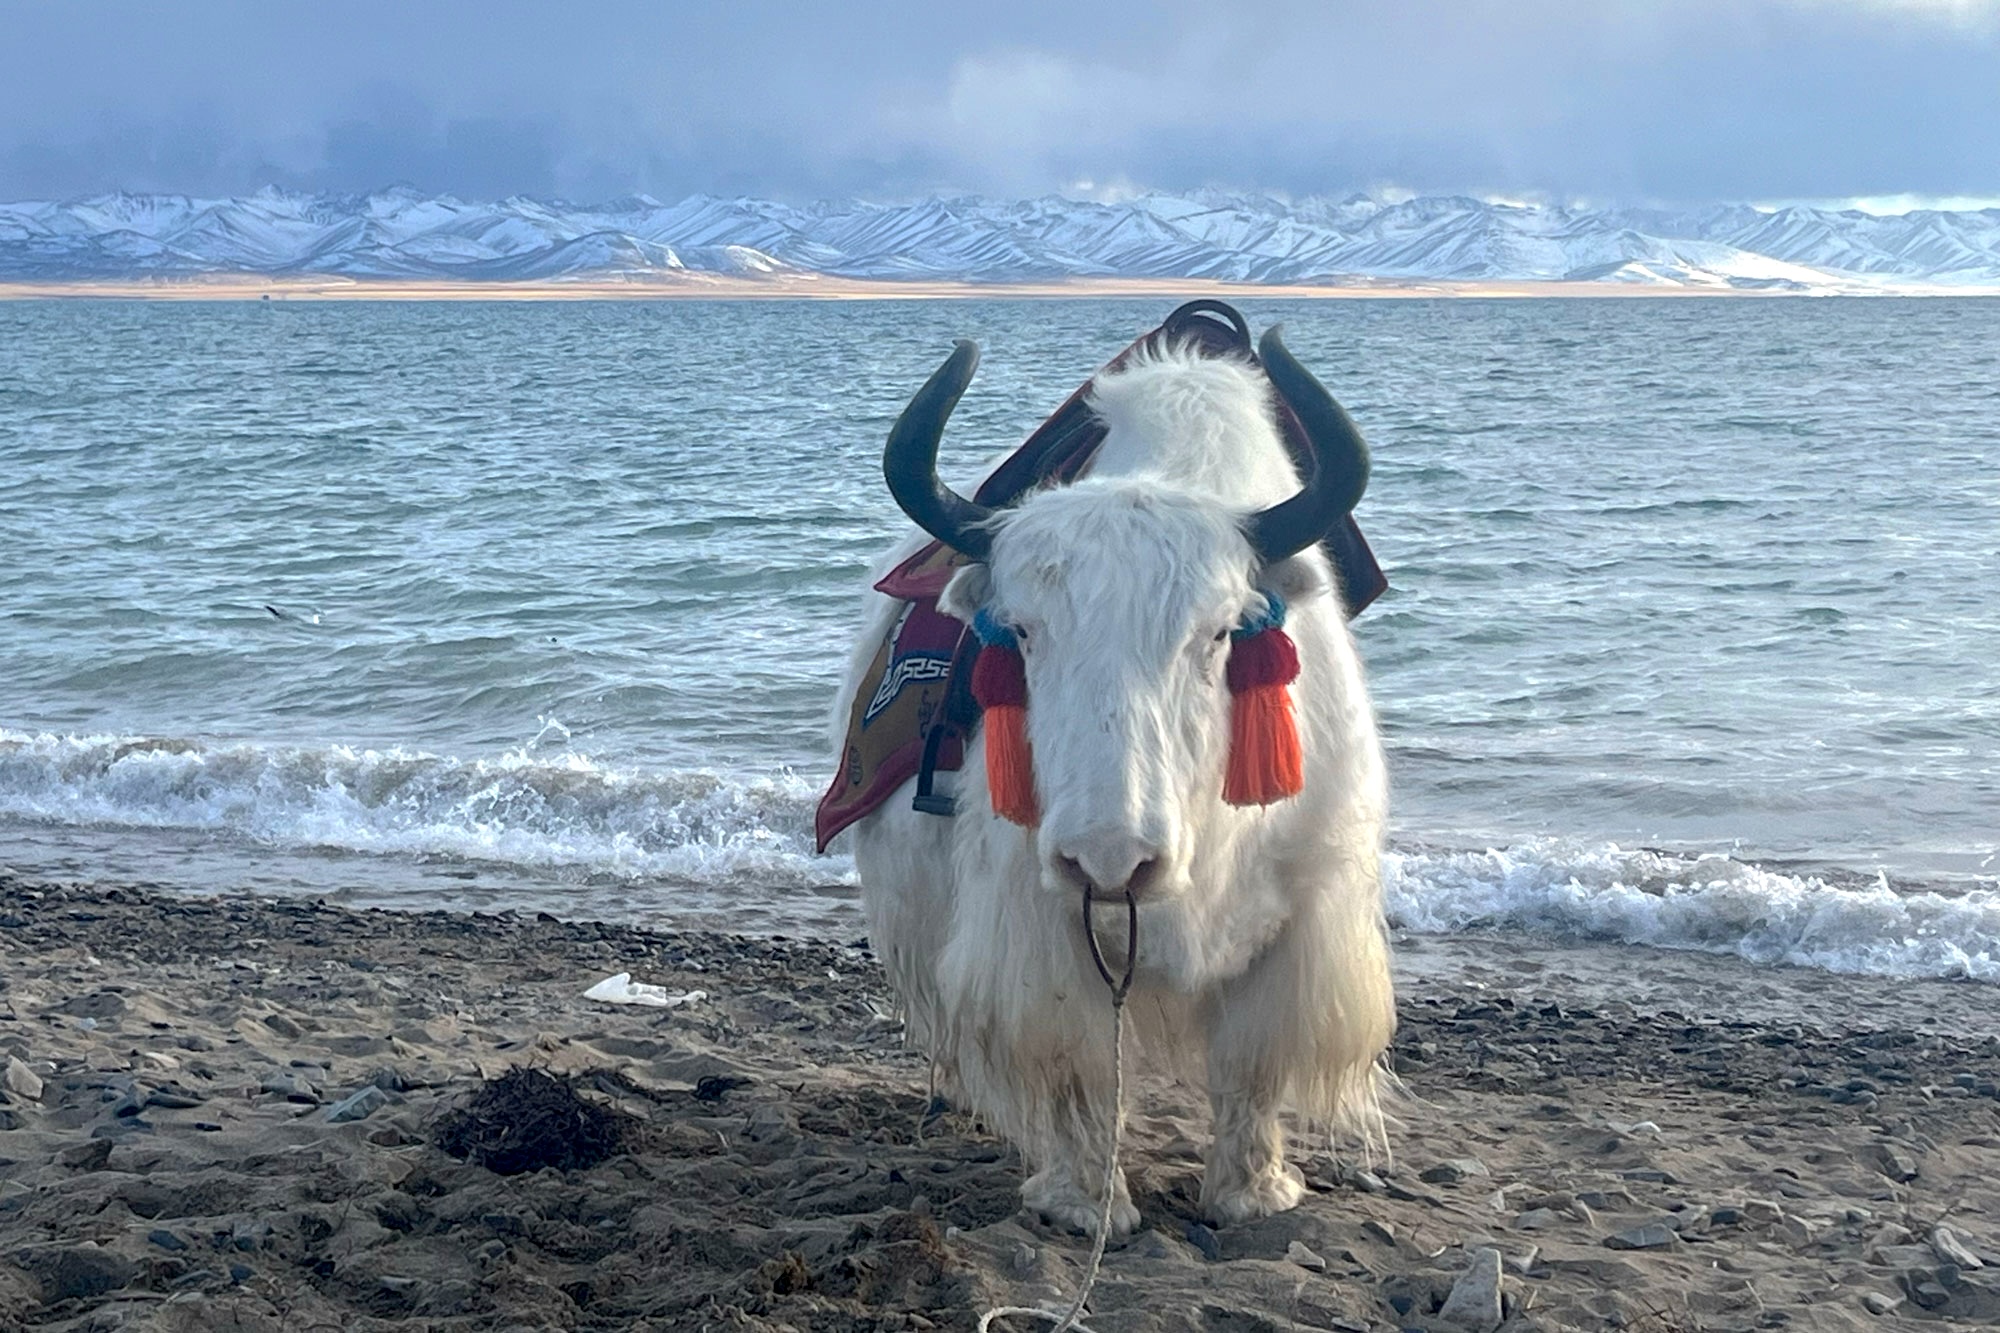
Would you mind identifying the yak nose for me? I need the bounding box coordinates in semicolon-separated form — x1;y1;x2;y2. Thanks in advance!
1054;830;1162;897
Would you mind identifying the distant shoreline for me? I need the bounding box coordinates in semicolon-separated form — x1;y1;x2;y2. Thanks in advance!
4;273;1995;301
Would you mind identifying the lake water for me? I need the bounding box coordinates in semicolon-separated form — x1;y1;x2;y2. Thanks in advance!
2;297;1996;979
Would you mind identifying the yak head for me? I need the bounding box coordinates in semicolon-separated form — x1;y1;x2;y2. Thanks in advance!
883;330;1367;903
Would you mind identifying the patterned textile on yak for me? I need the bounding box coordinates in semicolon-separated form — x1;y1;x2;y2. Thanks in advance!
814;301;1385;852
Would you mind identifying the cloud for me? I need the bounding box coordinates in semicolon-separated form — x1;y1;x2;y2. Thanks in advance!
0;0;1993;205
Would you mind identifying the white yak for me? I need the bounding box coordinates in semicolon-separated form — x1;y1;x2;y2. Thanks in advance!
834;323;1393;1236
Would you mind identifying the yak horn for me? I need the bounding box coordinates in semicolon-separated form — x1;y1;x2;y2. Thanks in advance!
1245;326;1371;565
883;339;995;561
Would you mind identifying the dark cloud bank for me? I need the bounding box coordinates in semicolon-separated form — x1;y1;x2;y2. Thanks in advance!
1;0;1994;206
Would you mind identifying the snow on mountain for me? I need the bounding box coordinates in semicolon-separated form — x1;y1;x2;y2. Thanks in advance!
3;187;1998;290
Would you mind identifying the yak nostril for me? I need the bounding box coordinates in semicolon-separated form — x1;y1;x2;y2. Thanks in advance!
1053;848;1160;897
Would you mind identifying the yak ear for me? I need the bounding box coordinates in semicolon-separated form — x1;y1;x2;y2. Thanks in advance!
1256;552;1330;609
939;562;991;623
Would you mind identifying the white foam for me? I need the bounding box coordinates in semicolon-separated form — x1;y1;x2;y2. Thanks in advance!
0;728;855;890
1387;840;2000;982
4;729;1996;981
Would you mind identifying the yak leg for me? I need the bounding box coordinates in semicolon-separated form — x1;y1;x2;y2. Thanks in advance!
957;968;1139;1237
1201;1064;1303;1224
938;860;1139;1238
1016;1051;1139;1237
1199;946;1308;1224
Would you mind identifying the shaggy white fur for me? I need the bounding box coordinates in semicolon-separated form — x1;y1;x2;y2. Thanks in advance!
838;344;1393;1236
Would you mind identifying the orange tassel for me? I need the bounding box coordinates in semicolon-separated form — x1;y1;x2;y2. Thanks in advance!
981;702;1039;826
1224;682;1305;805
971;639;1038;826
1224;626;1305;806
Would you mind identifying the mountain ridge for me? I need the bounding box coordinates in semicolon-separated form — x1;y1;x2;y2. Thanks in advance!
5;187;1999;291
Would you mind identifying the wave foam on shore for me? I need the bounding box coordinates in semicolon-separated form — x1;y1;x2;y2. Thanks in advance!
2;729;1993;980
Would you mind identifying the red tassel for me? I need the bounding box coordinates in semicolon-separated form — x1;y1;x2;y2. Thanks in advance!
1224;629;1305;806
972;644;1038;826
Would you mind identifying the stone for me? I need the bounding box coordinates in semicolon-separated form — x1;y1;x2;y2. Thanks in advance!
5;1055;42;1101
58;1138;114;1170
259;1072;319;1105
1287;1240;1328;1272
324;1086;388;1124
1861;1292;1901;1315
1874;1145;1919;1182
1436;1246;1504;1333
149;1229;187;1252
1009;1244;1037;1277
145;1089;204;1109
367;1066;408;1093
1604;1223;1678;1251
30;1245;136;1304
1184;1222;1223;1262
1872;1243;1940;1271
1362;1219;1397;1246
262;1013;303;1039
1346;1167;1386;1193
1514;1208;1559;1231
1420;1161;1467;1185
1933;1226;1985;1270
1779;1215;1826;1247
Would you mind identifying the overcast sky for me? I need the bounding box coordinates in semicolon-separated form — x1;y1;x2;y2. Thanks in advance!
2;0;1995;207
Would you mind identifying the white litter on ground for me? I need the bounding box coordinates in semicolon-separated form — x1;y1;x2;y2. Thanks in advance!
582;973;708;1008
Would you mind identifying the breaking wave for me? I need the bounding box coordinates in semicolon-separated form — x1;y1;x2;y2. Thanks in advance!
1387;841;1999;983
1;728;1994;981
0;728;848;891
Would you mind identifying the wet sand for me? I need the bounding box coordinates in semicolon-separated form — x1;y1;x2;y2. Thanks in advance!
2;872;1996;1331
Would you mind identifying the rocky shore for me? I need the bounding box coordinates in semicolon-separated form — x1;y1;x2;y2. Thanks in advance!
1;873;1996;1330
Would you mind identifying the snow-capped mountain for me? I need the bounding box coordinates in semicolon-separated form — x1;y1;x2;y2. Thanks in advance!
4;186;1999;290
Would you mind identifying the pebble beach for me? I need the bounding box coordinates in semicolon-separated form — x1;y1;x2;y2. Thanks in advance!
2;872;1996;1331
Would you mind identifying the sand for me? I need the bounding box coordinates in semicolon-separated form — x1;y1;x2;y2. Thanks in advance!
1;871;1996;1331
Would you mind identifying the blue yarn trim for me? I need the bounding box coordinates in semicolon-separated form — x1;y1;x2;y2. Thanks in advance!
972;607;1018;650
1231;590;1287;641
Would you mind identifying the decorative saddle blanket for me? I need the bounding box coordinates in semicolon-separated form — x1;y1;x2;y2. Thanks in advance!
813;301;1386;852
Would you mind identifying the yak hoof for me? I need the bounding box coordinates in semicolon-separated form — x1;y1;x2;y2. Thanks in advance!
1203;1161;1306;1226
1023;1169;1139;1239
